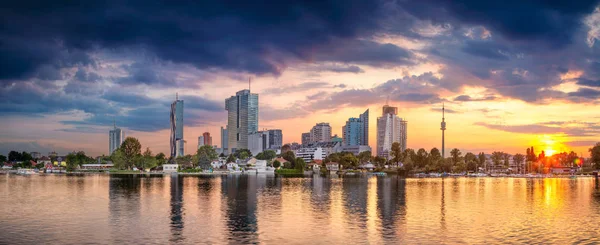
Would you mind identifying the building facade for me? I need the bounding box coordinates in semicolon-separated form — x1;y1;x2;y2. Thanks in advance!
301;132;311;145
267;129;283;149
376;105;407;159
342;118;362;146
170;95;184;157
221;126;228;154
310;123;332;143
109;123;123;154
225;89;259;153
202;132;212;146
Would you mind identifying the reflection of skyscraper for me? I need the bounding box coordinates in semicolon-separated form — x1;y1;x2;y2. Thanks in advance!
170;94;184;157
169;174;184;243
226;89;259;153
109;121;123;154
222;175;258;244
377;105;407;159
377;177;406;241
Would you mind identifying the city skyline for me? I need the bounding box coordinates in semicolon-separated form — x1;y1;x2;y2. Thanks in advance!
2;1;600;157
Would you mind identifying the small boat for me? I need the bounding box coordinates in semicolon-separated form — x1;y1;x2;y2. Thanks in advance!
369;172;387;176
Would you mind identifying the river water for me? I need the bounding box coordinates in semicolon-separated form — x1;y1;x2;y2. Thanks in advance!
1;174;599;244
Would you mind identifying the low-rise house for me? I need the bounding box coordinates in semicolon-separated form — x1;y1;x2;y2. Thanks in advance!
38;156;51;165
309;162;321;172
326;162;340;174
163;164;179;173
226;162;240;172
359;163;375;170
2;163;13;170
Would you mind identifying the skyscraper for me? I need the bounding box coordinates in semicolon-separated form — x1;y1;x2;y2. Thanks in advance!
221;126;228;153
342;109;369;146
170;94;184;157
202;132;212;146
225;89;259;153
343;118;362;146
359;109;369;146
109;121;123;154
376;105;407;159
310;123;331;143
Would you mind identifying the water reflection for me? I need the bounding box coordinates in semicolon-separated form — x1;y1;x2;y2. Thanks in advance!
222;175;259;244
2;175;600;244
170;174;185;243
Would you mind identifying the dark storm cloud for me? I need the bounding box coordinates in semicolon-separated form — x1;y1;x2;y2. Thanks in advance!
0;0;414;80
305;73;444;111
577;78;600;87
400;0;600;48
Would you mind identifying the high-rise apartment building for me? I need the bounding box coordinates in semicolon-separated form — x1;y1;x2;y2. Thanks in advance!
342;109;369;146
221;126;228;153
376;105;407;159
301;132;311;145
225;89;259;153
109;122;123;154
267;129;283;149
310;123;331;143
202;132;212;146
170;95;184;157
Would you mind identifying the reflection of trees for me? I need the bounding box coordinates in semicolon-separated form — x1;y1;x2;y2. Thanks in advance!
221;175;258;244
377;176;406;240
169;174;184;243
108;175;142;242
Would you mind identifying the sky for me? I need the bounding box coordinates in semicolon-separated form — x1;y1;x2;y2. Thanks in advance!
1;0;600;157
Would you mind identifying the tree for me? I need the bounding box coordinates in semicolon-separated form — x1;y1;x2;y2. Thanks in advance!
478;152;486;171
390;142;403;167
340;154;359;169
589;142;600;169
416;148;428;169
0;155;6;163
464;152;477;172
21;152;33;162
233;149;252;160
429;148;442;171
513;153;525;173
273;160;281;169
197;145;218;162
65;153;79;171
373;156;386;168
491;152;504;167
219;152;226;158
281;151;296;165
403;154;414;173
155;153;167;166
138;148;158;171
295;157;306;171
502;153;510;167
358;151;372;164
121;137;142;170
281;144;292;153
226;154;236;163
450;148;462;165
8;151;22;162
257;150;276;161
111;149;126;170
